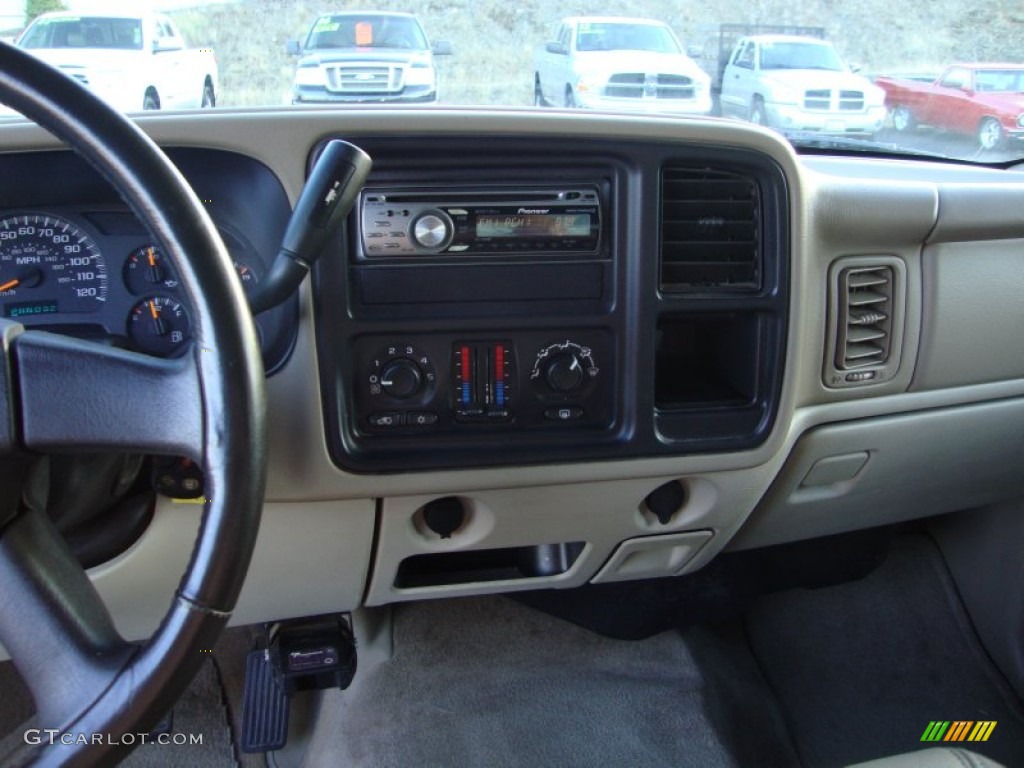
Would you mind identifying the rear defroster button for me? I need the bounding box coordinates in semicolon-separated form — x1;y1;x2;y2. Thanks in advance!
544;406;584;421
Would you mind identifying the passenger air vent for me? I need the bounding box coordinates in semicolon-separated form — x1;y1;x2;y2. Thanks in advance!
660;167;760;291
838;266;892;368
825;258;906;388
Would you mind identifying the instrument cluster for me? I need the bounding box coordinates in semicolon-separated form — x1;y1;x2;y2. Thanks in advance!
0;207;265;358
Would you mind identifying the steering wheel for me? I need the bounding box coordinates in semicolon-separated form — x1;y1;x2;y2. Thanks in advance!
0;41;266;766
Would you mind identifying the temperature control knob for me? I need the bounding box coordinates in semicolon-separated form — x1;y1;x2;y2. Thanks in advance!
544;352;585;393
531;340;600;395
411;211;452;250
380;358;423;399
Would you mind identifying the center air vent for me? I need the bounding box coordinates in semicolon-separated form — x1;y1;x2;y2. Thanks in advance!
825;257;906;388
660;167;760;291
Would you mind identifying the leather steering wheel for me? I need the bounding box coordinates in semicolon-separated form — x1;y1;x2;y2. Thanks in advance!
0;41;266;766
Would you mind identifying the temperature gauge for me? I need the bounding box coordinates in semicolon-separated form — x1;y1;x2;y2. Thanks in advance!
128;296;190;357
124;245;179;295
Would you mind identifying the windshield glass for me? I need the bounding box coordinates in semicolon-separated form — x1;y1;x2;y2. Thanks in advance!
18;16;143;51
760;42;843;71
576;23;680;54
303;15;428;52
3;2;1023;164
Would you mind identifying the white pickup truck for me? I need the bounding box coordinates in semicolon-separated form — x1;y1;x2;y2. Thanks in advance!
534;16;711;115
14;11;218;112
719;35;884;137
287;12;452;104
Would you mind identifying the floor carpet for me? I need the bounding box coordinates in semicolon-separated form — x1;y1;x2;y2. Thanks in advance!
745;536;1024;767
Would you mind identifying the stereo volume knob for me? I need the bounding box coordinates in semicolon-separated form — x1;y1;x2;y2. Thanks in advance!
380;358;423;399
411;211;452;250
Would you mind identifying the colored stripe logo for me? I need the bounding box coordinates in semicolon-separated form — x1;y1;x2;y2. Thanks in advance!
921;721;997;742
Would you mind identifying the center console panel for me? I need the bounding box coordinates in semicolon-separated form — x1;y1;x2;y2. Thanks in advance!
313;137;788;472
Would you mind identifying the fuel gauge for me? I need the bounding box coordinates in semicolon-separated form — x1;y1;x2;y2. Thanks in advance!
124;245;179;295
128;296;190;357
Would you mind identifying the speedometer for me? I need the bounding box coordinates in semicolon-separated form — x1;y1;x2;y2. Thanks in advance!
0;214;107;318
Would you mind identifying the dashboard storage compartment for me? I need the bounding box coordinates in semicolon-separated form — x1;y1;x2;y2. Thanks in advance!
653;312;781;448
394;542;586;589
655;313;760;407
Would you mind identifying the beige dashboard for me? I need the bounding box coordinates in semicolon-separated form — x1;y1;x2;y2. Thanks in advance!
1;107;1022;641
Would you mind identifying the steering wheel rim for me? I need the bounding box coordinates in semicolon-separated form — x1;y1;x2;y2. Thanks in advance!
0;41;266;766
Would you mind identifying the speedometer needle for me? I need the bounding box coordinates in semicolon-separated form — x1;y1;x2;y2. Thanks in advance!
0;278;19;292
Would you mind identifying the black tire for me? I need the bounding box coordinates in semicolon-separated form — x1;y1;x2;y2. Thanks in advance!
977;117;1004;151
143;89;159;110
564;86;576;108
891;104;915;133
749;96;767;127
533;77;546;107
201;80;215;108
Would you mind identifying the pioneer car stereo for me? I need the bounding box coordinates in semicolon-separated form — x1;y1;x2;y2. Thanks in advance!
358;187;602;257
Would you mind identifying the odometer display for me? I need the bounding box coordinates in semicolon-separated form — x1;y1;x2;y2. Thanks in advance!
5;300;59;319
0;214;107;315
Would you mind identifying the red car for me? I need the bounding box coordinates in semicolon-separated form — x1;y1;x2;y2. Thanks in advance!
876;63;1024;150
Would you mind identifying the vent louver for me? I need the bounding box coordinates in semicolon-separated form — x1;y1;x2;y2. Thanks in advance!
837;266;893;370
660;167;760;291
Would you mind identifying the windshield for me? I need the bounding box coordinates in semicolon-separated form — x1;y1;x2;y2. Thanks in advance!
303;15;428;52
760;42;843;71
3;3;1024;164
576;23;681;54
19;16;143;51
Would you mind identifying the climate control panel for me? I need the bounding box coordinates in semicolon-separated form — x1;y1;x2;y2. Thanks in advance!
353;331;614;437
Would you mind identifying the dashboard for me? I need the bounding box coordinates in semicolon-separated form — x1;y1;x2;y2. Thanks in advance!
0;109;1022;641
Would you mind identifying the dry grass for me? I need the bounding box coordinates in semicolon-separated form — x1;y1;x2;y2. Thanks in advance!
169;0;1024;108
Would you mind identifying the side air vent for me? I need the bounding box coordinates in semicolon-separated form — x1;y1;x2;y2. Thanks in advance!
825;258;906;388
838;266;893;369
660;167;760;291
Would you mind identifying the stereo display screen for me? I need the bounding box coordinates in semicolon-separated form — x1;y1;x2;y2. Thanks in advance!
475;213;591;238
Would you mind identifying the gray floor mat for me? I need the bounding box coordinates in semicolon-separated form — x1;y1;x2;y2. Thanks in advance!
303;596;797;768
745;535;1024;767
123;659;238;767
0;655;239;766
